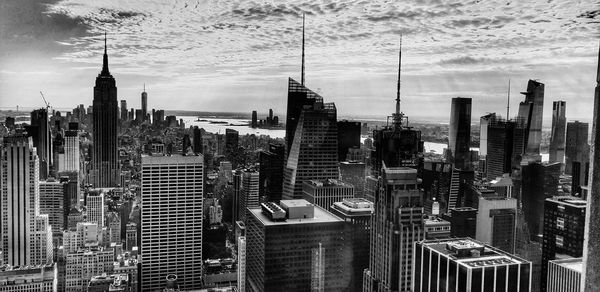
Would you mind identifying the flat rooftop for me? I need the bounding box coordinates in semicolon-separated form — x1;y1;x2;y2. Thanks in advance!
547;196;587;208
423;238;529;268
141;153;203;164
249;205;342;226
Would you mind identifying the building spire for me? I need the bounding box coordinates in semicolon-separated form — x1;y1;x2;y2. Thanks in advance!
597;39;600;85
301;13;306;86
392;35;404;127
101;31;110;76
507;78;511;119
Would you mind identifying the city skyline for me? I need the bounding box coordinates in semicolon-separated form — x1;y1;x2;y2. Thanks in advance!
1;0;598;122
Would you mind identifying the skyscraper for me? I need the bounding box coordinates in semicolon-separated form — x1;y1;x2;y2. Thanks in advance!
140;154;204;291
330;198;373;292
339;160;366;198
259;143;285;202
413;238;532;292
28;108;52;179
1;135;54;266
337;120;361;161
363;166;425;292
192;126;203;154
92;33;119;187
251;110;258;128
484;114;527;180
565;121;590;177
63;127;79;172
549;101;567;164
518;79;545;158
39;179;66;246
282;95;339;199
521;161;561;237
475;195;517;253
87;190;105;227
582;42;600;291
448;97;472;170
246;200;348;291
141;86;148;122
542;196;586;291
120;100;127;121
369;40;423;177
225;128;239;165
239;168;259;223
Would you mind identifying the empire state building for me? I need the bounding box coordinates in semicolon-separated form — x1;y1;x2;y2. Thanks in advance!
91;34;119;187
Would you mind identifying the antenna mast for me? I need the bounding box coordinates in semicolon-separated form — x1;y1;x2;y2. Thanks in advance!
392;35;404;127
506;78;511;119
301;13;305;86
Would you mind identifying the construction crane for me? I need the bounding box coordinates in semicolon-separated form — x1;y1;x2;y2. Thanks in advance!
39;91;50;111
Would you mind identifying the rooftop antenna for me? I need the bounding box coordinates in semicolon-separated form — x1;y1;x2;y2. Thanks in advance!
301;13;306;86
144;83;146;92
506;78;511;119
392;35;404;128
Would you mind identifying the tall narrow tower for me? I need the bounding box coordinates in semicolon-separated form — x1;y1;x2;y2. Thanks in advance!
92;33;119;187
549;101;567;164
141;84;148;121
582;41;600;291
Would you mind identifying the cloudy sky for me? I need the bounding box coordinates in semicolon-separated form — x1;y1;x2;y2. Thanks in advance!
0;0;598;122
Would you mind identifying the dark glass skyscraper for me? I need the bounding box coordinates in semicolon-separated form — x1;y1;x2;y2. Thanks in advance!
285;78;322;157
565;121;589;176
141;87;147;121
28;108;51;179
337;120;361;161
521;161;561;237
259;143;285;202
448;97;472;170
518;79;545;158
92;34;119;187
549;101;566;164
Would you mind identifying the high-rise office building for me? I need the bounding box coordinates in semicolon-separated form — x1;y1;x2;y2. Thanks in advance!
542;196;586;291
28;108;52;179
330;198;373;292
446;207;477;238
448;97;472;170
259;143;285;202
225;128;239;165
285;78;324;158
339;160;366;198
565;121;590;178
521;161;561;237
92;34;119;187
302;179;354;212
413;238;532;292
582;41;600;291
233;170;243;223
87;190;105;227
63;128;80;172
238;235;246;292
337;120;361;161
549;101;567;164
192;126;202;154
39;179;66;245
239;168;260;223
547;257;582;292
246;200;348;291
475;195;517;253
518;79;545;157
1;135;54;266
421;161;452;212
363;166;425;292
120;100;128;121
484;114;527;180
251;110;258;128
282;94;339;199
141;87;148;121
140;154;204;291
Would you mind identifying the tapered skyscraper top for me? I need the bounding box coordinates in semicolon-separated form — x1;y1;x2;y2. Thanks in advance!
100;31;110;76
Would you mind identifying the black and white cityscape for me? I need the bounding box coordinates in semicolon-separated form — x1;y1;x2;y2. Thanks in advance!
0;1;599;291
